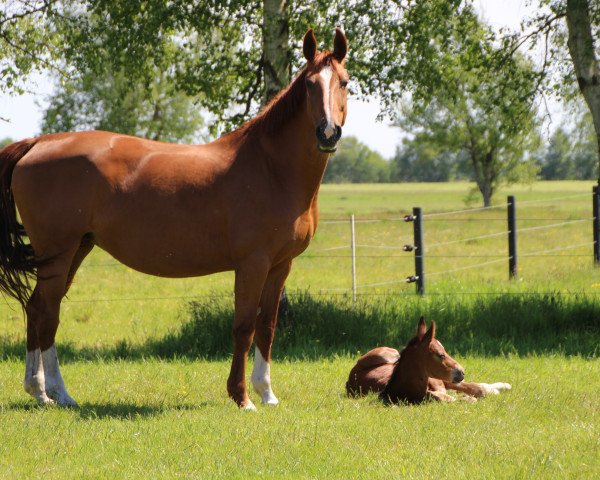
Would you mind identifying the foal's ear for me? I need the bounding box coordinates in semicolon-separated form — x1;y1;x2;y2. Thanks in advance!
422;321;436;345
303;29;317;62
416;316;427;341
333;27;348;62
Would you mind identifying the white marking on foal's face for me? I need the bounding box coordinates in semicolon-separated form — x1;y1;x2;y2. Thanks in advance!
319;66;335;138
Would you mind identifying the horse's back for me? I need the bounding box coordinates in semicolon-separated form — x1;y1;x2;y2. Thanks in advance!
346;347;399;397
11;131;236;271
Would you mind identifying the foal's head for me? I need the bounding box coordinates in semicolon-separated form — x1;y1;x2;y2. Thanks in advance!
409;317;465;384
302;28;349;153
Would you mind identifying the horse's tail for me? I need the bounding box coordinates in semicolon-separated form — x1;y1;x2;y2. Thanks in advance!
0;138;38;308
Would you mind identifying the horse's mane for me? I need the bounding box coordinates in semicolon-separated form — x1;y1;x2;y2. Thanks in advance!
241;52;333;136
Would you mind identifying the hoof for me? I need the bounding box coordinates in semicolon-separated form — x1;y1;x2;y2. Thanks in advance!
261;394;280;406
46;387;79;407
461;395;477;403
241;401;258;412
35;393;56;406
483;382;512;395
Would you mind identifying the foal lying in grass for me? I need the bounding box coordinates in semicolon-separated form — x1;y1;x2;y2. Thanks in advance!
346;317;511;404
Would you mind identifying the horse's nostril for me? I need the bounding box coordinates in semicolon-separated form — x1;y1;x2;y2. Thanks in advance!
453;369;465;383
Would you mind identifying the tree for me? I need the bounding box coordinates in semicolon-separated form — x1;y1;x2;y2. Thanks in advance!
565;0;600;180
2;1;474;133
390;138;470;182
323;136;390;183
40;65;205;143
0;1;65;101
397;7;540;206
505;0;600;181
537;107;597;179
0;138;14;148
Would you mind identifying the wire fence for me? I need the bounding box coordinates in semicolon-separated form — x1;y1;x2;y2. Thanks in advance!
1;189;598;310
303;189;600;300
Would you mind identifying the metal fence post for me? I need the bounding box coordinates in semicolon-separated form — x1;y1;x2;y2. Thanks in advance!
508;195;517;279
413;207;425;295
593;185;600;264
350;214;357;304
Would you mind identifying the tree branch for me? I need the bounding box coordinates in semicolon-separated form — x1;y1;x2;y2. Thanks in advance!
0;0;59;28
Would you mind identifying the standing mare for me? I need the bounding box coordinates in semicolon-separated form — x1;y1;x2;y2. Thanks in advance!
0;29;349;410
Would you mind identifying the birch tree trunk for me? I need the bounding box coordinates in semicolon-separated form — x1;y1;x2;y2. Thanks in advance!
566;0;600;183
262;0;290;105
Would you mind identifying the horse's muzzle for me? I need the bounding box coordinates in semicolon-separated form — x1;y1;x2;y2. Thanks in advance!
316;120;342;153
452;368;465;384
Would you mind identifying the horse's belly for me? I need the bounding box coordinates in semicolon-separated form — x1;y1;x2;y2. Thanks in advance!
92;200;233;278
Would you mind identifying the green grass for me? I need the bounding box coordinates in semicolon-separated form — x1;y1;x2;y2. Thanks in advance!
0;357;597;478
1;181;599;478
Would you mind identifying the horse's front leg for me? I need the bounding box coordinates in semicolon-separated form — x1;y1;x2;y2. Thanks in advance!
228;257;270;411
443;381;512;398
251;261;292;406
426;389;457;403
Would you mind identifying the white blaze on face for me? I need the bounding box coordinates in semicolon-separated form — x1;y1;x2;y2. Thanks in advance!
251;346;279;405
319;66;335;138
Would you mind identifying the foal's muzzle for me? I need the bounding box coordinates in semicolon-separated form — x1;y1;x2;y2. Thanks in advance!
316;120;342;153
452;368;465;384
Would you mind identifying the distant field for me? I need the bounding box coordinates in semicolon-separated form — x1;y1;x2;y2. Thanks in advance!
1;181;599;478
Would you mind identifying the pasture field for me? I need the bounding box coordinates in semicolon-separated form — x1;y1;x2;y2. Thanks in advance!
1;181;599;478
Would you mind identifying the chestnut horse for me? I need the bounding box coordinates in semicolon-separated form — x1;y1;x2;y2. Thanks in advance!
0;29;349;410
346;317;511;404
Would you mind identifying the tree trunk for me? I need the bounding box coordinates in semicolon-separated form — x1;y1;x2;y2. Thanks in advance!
566;0;600;183
262;0;290;105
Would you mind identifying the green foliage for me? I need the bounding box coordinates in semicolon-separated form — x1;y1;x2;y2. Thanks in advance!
3;1;476;134
0;137;14;148
0;1;66;95
397;6;541;205
537;123;597;180
324;136;390;183
41;66;205;142
390;139;471;182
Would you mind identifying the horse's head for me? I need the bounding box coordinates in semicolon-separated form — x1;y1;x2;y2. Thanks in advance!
302;28;349;153
414;317;465;384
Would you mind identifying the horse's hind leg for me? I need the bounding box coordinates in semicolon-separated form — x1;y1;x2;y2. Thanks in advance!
24;245;83;406
251;261;292;406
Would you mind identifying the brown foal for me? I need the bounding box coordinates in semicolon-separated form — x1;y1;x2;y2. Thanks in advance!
346;317;511;404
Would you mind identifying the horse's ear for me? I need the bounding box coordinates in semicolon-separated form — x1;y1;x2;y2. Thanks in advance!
333;27;348;62
303;29;317;62
416;316;427;341
422;321;436;345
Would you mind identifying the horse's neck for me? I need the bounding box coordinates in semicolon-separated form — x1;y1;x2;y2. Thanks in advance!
385;351;429;403
249;107;330;209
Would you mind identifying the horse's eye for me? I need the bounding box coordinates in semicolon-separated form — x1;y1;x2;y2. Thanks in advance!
438;353;446;360
306;77;316;89
340;79;348;89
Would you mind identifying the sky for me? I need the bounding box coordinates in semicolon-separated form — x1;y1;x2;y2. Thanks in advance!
0;1;551;159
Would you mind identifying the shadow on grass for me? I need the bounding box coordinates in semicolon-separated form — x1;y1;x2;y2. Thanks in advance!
1;400;212;419
1;292;599;362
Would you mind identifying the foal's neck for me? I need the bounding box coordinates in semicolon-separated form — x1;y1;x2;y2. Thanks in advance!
382;348;430;404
